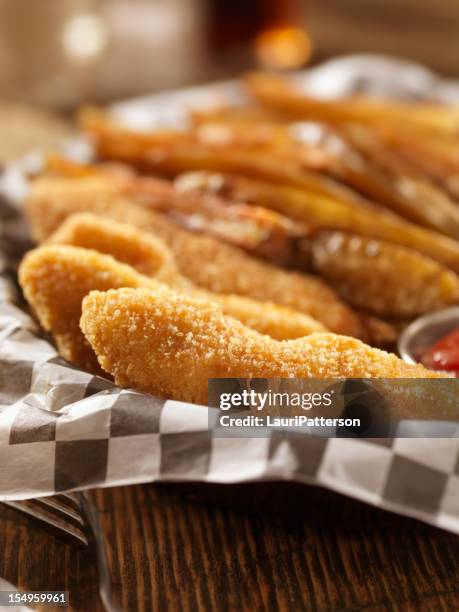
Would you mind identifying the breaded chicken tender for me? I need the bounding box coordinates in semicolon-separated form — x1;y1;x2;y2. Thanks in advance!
210;293;326;339
19;244;327;376
48;213;178;282
47;214;327;339
18;246;168;373
80;287;443;407
47;213;185;287
26;177;362;337
47;213;328;340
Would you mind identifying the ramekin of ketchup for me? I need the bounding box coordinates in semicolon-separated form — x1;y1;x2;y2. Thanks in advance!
418;328;459;376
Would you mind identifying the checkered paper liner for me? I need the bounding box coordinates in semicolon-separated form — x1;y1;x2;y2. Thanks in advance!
0;55;459;534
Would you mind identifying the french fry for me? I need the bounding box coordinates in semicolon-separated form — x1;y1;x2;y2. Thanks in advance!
185;114;459;238
323;126;459;239
45;154;135;180
312;231;459;317
186;117;459;238
190;105;285;126
52;120;459;242
174;116;459;239
85;108;459;240
118;174;312;267
343;126;459;234
80;110;380;212
244;72;459;137
375;126;459;197
179;171;459;273
78;106;192;148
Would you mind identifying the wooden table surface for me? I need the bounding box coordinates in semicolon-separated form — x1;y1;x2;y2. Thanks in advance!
0;482;458;612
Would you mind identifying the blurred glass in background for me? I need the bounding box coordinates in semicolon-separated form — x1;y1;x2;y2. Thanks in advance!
0;0;458;113
0;0;311;110
0;0;207;108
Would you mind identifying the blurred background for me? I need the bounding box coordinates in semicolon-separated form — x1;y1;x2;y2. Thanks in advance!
0;0;458;159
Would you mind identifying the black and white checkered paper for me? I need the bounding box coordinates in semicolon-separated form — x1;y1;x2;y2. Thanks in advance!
0;56;458;534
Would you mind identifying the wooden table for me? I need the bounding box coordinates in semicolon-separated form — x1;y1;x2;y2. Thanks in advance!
0;482;458;611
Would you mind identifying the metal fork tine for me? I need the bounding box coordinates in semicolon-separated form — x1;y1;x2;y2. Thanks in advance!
2;498;89;545
1;493;119;611
37;496;84;524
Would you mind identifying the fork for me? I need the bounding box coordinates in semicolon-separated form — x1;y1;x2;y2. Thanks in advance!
1;493;119;612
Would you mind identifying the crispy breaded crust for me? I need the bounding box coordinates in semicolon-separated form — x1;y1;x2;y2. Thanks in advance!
80;287;443;406
26;177;362;336
47;214;327;340
210;293;326;339
25;176;123;242
18;245;167;373
19;242;327;377
47;213;178;282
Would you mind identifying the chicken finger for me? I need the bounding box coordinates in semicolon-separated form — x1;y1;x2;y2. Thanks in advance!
20;240;329;379
80;287;444;409
18;246;168;373
50;214;328;339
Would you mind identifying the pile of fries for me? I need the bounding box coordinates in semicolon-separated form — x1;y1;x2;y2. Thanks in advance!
17;71;459;402
81;73;459;326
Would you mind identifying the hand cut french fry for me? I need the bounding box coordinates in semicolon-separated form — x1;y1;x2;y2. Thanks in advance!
312;231;459;317
244;72;459;137
80;110;380;212
170;117;459;239
82;108;459;241
180;172;459;273
78;106;192;148
176;115;459;239
375;126;459;196
339;125;459;239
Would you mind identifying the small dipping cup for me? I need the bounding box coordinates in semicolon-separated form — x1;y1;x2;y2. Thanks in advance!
398;306;459;366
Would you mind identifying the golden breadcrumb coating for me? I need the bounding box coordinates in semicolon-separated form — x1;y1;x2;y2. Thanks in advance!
47;214;327;340
18;245;167;373
47;213;177;282
210;293;326;339
19;242;326;376
26;177;362;337
80;287;443;407
25;177;123;242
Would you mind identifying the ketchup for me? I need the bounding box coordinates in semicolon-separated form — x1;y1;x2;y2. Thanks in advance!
419;328;459;376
